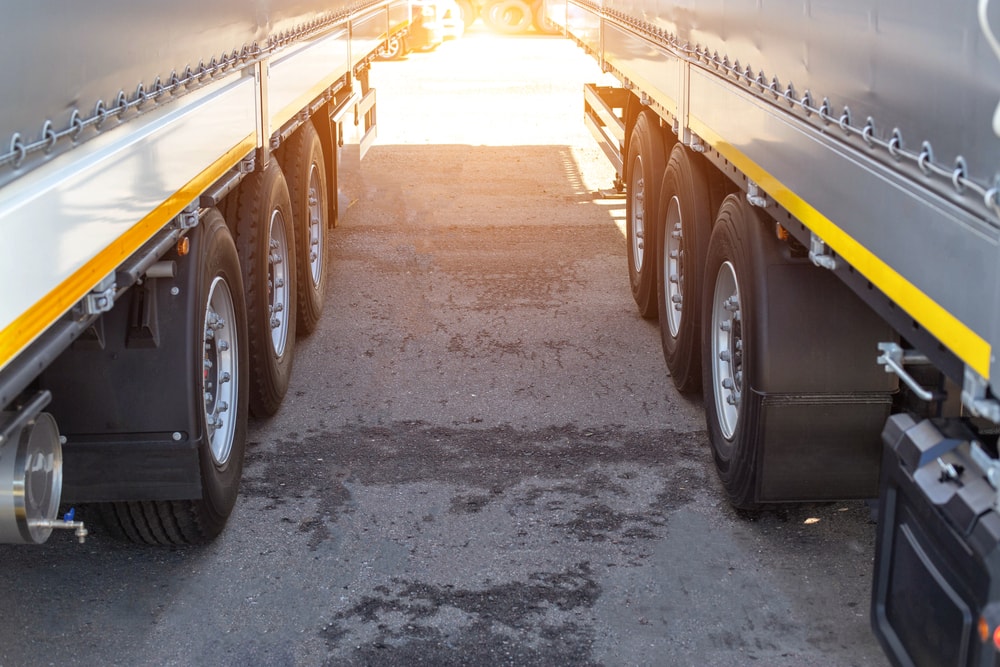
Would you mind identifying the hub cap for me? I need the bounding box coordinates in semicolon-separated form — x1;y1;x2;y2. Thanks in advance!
203;277;238;466
664;196;684;337
629;154;646;273
307;164;325;289
711;261;743;441
267;210;291;357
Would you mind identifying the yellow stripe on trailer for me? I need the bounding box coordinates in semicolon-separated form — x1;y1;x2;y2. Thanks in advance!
689;116;993;381
0;134;257;374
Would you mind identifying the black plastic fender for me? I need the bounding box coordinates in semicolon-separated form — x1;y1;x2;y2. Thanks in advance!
42;227;210;503
704;197;899;505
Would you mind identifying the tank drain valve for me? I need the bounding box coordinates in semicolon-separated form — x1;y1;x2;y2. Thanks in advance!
29;508;88;544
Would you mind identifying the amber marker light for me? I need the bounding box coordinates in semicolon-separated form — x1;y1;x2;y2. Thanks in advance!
978;616;989;643
177;236;190;256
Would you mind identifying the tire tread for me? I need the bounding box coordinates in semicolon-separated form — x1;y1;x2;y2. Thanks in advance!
282;122;328;336
626;111;666;319
701;196;763;511
657;145;713;393
234;164;297;418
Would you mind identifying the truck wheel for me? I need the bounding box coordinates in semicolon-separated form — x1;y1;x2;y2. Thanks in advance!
625;111;665;318
235;161;297;417
99;210;249;544
284;122;328;336
484;0;533;33
377;36;406;60
656;145;712;392
701;196;763;509
532;0;560;34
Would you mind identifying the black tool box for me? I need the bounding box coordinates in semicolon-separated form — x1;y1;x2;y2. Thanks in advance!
873;414;1000;667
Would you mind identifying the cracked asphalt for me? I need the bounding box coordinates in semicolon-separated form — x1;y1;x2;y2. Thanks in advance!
0;26;888;667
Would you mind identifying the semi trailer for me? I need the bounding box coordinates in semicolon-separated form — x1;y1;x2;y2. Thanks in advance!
0;0;406;547
547;0;1000;664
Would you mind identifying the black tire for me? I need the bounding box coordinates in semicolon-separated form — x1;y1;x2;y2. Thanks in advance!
532;0;560;34
701;195;765;510
484;0;533;33
625;111;666;318
282;122;329;336
98;210;250;544
457;0;477;27
377;36;406;60
656;145;713;393
235;161;297;417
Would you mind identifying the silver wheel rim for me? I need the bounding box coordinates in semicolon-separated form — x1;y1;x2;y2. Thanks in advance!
203;276;238;466
307;163;325;289
268;209;291;357
383;37;401;58
711;261;742;441
629;153;645;273
664;195;684;337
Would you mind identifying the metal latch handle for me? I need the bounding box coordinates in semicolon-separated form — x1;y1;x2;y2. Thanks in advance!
877;342;935;402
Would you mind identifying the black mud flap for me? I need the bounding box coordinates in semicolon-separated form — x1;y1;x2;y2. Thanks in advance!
873;413;1000;667
41;225;207;503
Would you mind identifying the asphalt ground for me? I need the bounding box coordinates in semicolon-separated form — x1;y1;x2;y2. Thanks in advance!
0;25;889;667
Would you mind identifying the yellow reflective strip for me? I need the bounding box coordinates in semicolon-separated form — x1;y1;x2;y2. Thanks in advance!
689;116;993;379
0;133;257;373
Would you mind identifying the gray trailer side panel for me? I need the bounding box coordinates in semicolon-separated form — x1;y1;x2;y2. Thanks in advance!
0;0;364;182
603;23;680;119
565;0;1000;394
687;67;999;379
607;0;1000;191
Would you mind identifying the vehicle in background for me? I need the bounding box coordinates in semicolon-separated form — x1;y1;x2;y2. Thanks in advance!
378;0;464;60
457;0;559;34
439;0;466;40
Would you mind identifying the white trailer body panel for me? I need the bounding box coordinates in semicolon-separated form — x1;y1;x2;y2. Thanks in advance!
351;6;393;70
0;0;403;378
0;74;258;372
269;29;352;132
